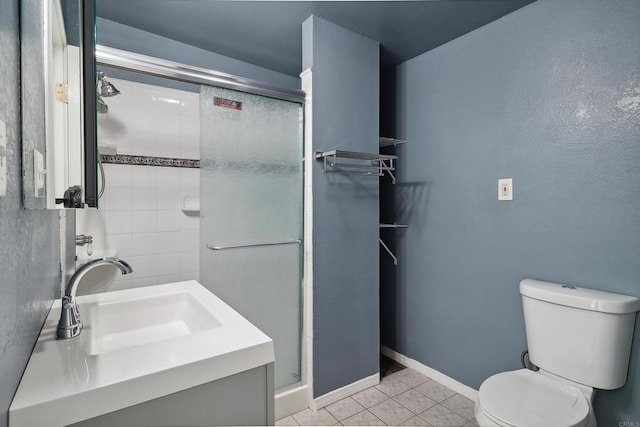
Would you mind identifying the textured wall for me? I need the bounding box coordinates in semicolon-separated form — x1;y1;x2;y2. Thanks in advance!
303;16;380;398
0;1;62;426
382;0;640;423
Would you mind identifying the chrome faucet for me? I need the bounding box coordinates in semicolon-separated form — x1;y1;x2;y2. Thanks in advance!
75;234;94;256
75;234;93;246
56;257;132;339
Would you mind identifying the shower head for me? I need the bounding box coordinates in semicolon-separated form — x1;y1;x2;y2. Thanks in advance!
97;95;109;114
98;71;120;97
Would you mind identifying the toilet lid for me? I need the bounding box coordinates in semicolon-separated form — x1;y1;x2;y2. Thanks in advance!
478;369;589;427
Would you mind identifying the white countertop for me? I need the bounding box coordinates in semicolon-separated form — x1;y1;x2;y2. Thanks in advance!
9;281;274;427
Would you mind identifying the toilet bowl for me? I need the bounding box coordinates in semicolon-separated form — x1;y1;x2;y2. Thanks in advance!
474;369;594;427
474;279;640;427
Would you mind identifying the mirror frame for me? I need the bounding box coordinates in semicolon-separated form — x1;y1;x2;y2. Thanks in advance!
21;0;97;209
82;0;98;208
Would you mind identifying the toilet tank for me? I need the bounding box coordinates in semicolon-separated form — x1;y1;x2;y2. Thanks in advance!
520;279;640;390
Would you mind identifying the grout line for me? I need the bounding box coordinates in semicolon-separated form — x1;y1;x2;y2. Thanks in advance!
367;409;388;426
338;407;367;423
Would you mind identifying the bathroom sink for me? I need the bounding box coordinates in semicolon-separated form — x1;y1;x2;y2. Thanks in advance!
9;281;274;427
86;290;222;355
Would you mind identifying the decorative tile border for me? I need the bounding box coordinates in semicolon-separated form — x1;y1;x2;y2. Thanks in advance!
100;154;200;169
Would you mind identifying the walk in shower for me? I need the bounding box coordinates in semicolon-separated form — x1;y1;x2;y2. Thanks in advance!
200;86;303;388
94;47;306;395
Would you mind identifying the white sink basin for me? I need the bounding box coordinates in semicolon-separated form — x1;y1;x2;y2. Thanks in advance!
86;290;222;355
9;281;274;427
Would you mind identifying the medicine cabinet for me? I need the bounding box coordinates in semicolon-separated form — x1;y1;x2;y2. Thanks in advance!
21;0;98;209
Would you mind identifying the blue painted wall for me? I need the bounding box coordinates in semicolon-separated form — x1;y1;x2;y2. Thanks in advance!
97;18;300;91
0;1;62;425
381;0;640;423
303;16;380;398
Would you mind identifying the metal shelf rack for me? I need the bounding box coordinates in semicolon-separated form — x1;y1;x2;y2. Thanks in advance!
315;138;408;265
315;150;398;183
379;137;408;265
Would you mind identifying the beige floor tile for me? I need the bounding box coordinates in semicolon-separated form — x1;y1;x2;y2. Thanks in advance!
441;394;475;421
375;375;413;397
418;404;467;427
326;397;366;421
276;415;300;426
393;388;438;414
389;369;431;387
350;386;389;408
293;408;338;426
399;415;432;426
414;380;456;402
342;410;386;426
369;398;415;425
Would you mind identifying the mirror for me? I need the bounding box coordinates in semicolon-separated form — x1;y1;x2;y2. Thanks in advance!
21;0;97;209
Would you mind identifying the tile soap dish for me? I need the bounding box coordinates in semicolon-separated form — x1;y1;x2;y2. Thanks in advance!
181;196;200;214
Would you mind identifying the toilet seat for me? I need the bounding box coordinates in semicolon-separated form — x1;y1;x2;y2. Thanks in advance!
477;369;590;427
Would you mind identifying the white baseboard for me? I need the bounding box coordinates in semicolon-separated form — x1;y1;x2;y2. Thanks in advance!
275;384;311;420
310;373;380;411
381;345;478;402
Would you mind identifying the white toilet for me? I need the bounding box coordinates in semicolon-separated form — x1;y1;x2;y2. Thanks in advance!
475;279;640;427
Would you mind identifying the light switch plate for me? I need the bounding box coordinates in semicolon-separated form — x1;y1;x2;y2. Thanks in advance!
34;149;46;198
498;178;513;201
0;120;7;197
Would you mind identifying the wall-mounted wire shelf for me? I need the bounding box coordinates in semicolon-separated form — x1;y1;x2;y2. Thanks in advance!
379;137;408;265
315;150;398;183
379;223;408;265
379;137;407;148
379;223;408;229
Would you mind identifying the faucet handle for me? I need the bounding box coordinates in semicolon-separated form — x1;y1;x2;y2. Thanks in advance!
75;234;93;246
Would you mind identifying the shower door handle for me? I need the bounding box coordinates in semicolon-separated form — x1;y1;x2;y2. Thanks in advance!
206;239;302;251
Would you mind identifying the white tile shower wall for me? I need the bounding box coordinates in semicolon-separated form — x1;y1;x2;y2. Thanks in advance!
77;78;200;291
98;79;200;159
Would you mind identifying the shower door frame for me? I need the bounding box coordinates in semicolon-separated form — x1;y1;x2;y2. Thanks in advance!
96;45;305;102
96;46;312;416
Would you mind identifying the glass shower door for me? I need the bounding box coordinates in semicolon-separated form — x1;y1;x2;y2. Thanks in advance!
200;86;303;389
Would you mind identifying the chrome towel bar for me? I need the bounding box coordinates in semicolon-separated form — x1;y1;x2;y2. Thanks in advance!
206;239;302;251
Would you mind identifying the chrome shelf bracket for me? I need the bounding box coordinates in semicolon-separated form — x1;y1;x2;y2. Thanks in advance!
379;223;408;265
379;238;398;265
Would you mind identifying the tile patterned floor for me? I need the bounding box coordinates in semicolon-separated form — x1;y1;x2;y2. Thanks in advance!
277;368;478;426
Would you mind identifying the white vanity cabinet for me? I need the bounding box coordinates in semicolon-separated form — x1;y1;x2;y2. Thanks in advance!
10;281;275;427
69;364;274;427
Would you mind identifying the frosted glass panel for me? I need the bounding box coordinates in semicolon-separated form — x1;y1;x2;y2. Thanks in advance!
200;86;303;389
